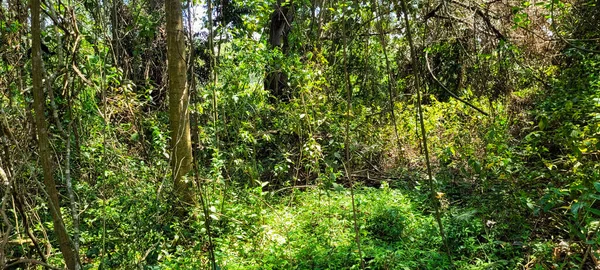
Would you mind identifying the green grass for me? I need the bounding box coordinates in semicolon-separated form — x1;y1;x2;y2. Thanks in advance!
211;184;523;269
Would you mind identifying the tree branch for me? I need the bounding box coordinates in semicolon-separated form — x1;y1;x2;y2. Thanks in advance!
4;259;61;270
425;51;489;116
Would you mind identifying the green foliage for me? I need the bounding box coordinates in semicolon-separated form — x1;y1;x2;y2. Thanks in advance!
219;187;441;269
2;0;600;268
367;207;405;243
524;52;600;267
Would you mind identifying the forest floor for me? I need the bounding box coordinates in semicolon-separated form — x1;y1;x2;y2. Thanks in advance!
213;185;528;270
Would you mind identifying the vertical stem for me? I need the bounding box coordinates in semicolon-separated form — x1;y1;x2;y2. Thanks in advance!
372;0;402;157
65;123;79;255
187;1;216;268
342;7;365;270
31;0;79;267
58;19;80;260
208;0;218;145
397;0;453;263
192;137;217;269
65;77;81;261
0;111;14;266
112;0;120;65
98;1;110;268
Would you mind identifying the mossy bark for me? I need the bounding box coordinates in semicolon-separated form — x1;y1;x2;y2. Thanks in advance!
166;0;193;203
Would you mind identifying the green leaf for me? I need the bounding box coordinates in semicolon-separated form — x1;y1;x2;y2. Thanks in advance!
332;183;345;192
565;101;573;110
571;202;584;217
527;201;535;209
469;158;481;174
594;182;600;192
588;207;600;217
538;116;548;130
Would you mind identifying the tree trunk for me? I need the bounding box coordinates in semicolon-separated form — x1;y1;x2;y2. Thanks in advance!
30;0;79;268
111;0;121;67
265;0;294;101
165;0;193;202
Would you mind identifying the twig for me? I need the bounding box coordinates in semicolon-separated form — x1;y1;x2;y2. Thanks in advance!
0;166;13;267
14;195;47;262
71;64;93;87
448;0;505;41
4;259;61;270
579;219;600;269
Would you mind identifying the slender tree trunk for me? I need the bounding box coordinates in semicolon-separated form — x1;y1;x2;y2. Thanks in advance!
166;0;193;202
396;0;452;263
31;0;79;268
265;0;294;101
111;0;120;66
342;9;365;270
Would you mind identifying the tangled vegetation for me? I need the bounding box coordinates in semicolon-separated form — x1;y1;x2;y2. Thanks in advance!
0;0;599;268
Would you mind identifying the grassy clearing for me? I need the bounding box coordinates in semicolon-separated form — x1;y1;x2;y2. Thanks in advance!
214;184;524;270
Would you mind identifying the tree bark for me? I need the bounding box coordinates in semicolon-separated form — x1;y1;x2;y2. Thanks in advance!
30;0;79;268
166;0;193;202
265;0;294;101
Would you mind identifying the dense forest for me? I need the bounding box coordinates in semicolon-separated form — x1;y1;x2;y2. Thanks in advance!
1;0;599;268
